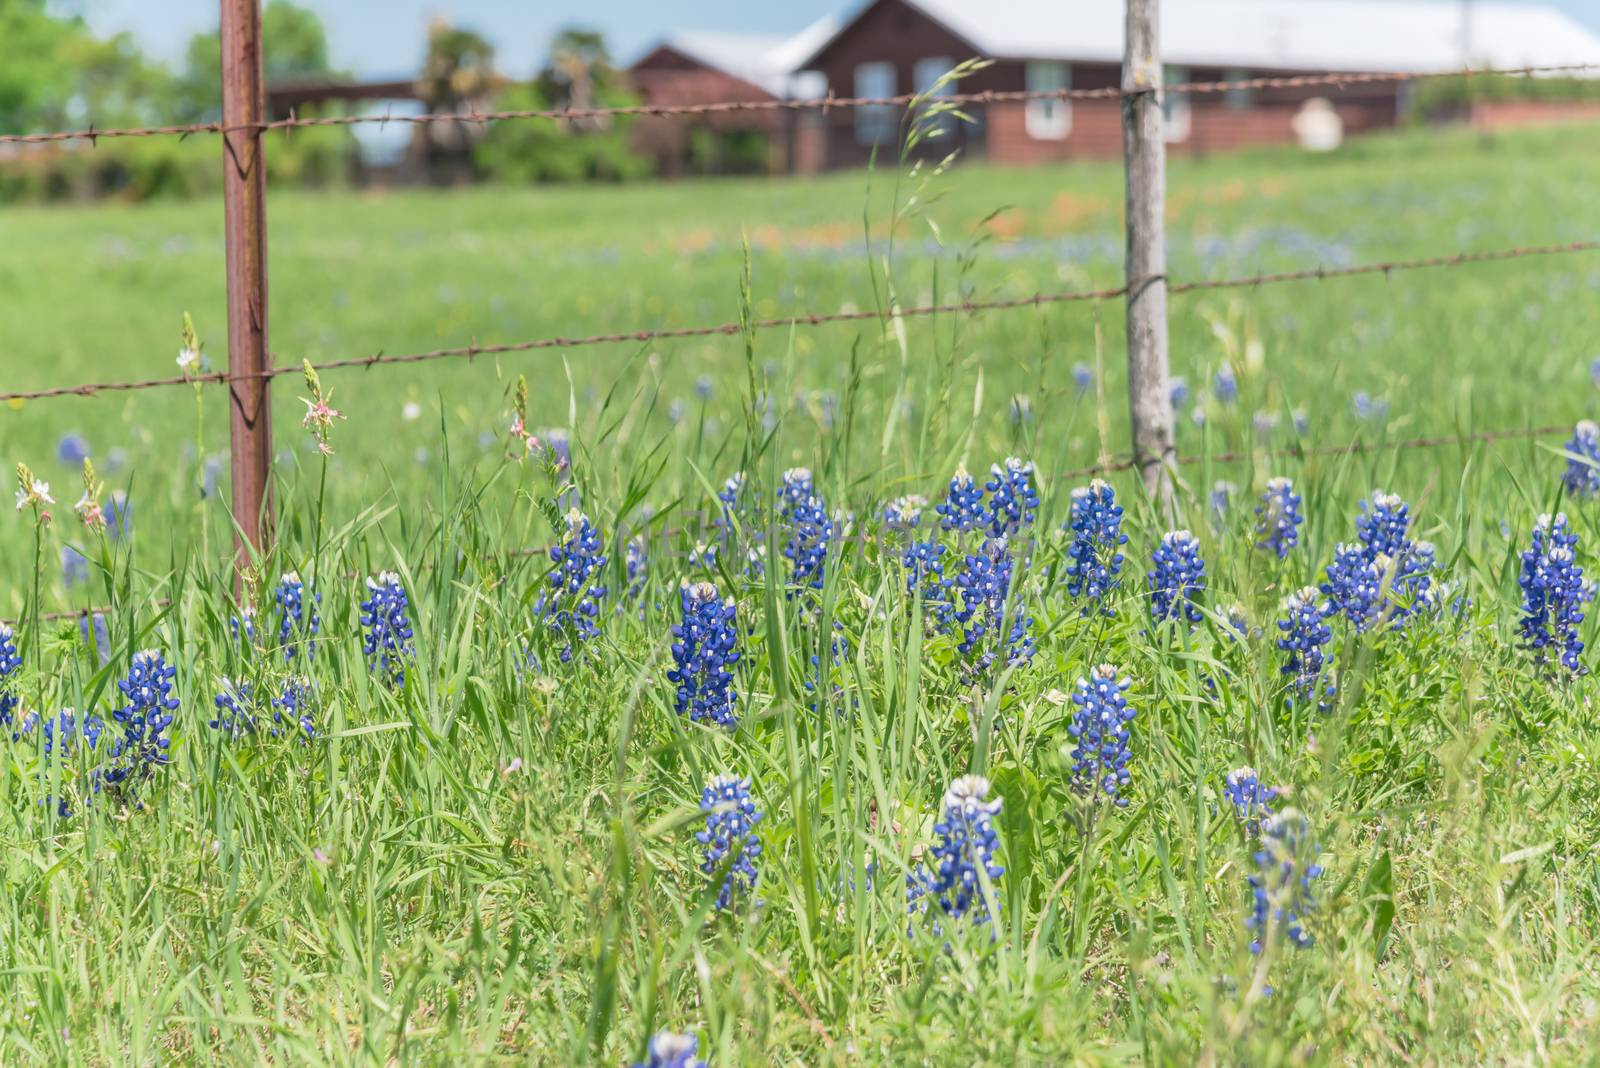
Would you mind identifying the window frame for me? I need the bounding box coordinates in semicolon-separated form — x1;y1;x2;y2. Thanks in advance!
854;61;898;146
1024;61;1072;140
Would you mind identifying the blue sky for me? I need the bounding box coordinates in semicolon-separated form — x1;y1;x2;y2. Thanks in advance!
74;0;1600;79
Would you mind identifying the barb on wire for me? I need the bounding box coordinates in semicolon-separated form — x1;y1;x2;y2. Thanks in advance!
3;238;1597;406
2;62;1595;147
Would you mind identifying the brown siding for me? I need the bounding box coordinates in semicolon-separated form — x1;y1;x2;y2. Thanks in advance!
1469;99;1600;130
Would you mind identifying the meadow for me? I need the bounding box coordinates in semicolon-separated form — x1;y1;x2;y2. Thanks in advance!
1;121;1600;1064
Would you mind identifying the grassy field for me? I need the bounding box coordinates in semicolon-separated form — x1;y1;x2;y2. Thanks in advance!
1;122;1600;1064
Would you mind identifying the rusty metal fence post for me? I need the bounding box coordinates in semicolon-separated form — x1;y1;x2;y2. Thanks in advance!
1122;0;1175;509
220;0;273;582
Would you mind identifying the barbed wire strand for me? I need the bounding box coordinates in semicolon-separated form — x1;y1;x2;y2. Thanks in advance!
3;238;1597;406
2;62;1595;146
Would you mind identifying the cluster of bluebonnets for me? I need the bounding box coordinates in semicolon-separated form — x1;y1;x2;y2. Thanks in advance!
14;409;1600;1064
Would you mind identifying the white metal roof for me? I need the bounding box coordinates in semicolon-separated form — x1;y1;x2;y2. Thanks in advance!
654;16;841;95
824;0;1600;73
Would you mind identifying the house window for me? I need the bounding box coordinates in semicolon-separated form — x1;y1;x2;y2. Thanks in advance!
913;56;956;133
855;61;897;146
1224;68;1253;110
1025;61;1071;139
1163;65;1191;142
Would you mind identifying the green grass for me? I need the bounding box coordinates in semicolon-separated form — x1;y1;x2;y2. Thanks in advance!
2;122;1600;1064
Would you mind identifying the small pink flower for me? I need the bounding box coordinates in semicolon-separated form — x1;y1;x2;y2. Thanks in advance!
502;757;523;777
313;847;330;864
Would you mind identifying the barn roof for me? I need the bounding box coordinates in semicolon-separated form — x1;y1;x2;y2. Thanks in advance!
642;17;840;96
802;0;1600;74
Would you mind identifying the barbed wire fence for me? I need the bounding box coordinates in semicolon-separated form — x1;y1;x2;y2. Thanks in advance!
3;0;1597;615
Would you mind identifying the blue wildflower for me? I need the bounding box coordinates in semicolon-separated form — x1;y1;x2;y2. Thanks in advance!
1072;363;1093;395
1209;481;1236;525
1356;491;1411;559
211;677;259;737
275;677;316;739
668;581;741;729
985;457;1039;538
1148;530;1206;625
0;623;21;726
624;535;648;602
1591;357;1600;390
537;508;609;662
1562;420;1600;497
1292;408;1309;436
1214;364;1238;405
698;774;762;910
78;612;111;665
952;537;1035;679
1352;392;1389;423
1254;477;1303;559
61;545;89;587
780;489;833;596
105;490;131;541
1247;808;1323;953
1519;512;1591;673
1223;765;1277;833
1276;587;1334;706
57;433;90;465
780;467;815;511
903;538;954;625
102;649;179;794
360;571;416;686
1321;542;1385;632
906;775;1005;932
632;1032;706;1068
1067;665;1135;806
1065;479;1127;613
273;572;320;662
935;464;987;535
882;494;928;533
1170;376;1190;410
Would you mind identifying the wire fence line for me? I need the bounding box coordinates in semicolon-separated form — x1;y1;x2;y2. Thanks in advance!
2;62;1596;147
3;238;1596;406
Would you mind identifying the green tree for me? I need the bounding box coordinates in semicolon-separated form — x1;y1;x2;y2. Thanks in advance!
0;0;85;133
171;0;337;122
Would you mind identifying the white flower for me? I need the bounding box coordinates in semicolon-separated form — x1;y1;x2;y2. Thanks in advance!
15;479;52;511
176;347;199;371
402;401;422;422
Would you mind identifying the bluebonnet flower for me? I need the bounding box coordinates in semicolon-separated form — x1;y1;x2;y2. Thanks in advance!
360;571;416;686
1292;408;1309;436
1214;365;1238;406
668;581;741;728
780;467;815;511
623;535;648;602
1224;602;1253;641
231;609;258;649
906;775;1005;932
1352;391;1389;423
1067;665;1135;805
1170;376;1190;410
695;374;715;400
698;774;762;910
56;433;90;465
1247;808;1323;953
0;623;21;726
1072;363;1094;395
952;538;1035;679
1223;765;1278;833
1519;512;1591;673
1254;477;1303;559
202;456;222;499
1321;542;1385;632
1252;411;1279;437
78;612;111;666
275;677;316;739
212;677;316;740
1356;491;1412;559
102;649;179;794
537;508;609;662
273;572;320;661
688;540;719;571
985;457;1039;538
632;1032;706;1068
781;491;833;596
1209;481;1236;525
935;464;987;535
1148;530;1206;625
1277;587;1334;706
1008;394;1033;425
106;490;131;541
1191;407;1207;428
1591;356;1600;390
211;677;258;737
1561;420;1600;497
882;494;927;532
61;545;89;587
902;538;954;627
1065;479;1128;613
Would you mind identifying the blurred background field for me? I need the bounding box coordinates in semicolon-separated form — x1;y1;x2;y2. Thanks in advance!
4;121;1599;609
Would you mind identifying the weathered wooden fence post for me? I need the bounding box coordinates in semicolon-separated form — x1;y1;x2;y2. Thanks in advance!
1122;0;1175;508
220;0;274;583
